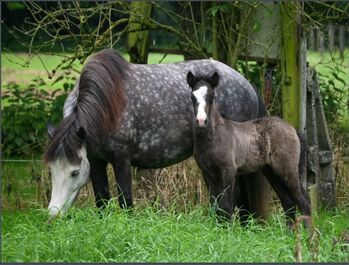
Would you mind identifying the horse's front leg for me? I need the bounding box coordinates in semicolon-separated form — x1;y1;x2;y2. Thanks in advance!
89;159;110;209
111;150;133;209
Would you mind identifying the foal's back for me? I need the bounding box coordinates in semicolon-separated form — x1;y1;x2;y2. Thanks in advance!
229;116;300;174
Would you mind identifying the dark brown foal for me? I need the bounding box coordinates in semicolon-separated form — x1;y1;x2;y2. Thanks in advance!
187;71;312;227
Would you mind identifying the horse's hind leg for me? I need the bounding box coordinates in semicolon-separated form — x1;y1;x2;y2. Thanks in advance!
90;159;110;209
262;169;297;227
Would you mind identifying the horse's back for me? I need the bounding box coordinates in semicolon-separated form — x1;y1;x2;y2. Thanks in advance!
66;57;261;168
174;59;259;121
121;60;260;168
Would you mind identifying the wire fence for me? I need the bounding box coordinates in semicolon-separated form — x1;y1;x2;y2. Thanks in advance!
1;159;43;163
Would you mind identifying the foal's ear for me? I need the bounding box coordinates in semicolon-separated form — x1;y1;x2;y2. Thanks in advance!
186;71;197;89
210;72;220;88
77;127;86;141
47;123;56;139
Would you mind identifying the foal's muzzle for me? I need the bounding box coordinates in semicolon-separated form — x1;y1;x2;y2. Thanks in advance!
196;118;208;128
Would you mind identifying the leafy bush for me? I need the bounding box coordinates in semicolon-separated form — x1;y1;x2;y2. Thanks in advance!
1;75;76;158
317;65;349;143
318;66;348;124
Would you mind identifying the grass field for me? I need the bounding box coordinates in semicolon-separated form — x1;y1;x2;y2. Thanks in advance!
2;50;348;122
307;49;349;80
1;52;184;87
2;205;349;262
2;50;347;84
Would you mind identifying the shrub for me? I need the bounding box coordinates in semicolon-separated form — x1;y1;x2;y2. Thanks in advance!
1;75;76;158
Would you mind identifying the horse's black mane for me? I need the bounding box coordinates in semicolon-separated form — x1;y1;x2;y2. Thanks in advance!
44;49;129;163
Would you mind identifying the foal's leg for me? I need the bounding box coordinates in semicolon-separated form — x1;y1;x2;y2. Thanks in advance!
89;159;110;209
283;172;312;228
236;172;269;225
234;177;250;225
111;149;133;209
201;169;234;222
210;168;236;222
262;169;297;227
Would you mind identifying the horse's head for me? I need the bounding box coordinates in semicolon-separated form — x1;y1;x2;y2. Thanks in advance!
45;124;90;219
186;71;220;128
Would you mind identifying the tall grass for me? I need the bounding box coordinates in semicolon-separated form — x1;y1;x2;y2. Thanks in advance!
2;204;349;262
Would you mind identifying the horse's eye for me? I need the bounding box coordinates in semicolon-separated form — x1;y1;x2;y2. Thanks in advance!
71;170;80;177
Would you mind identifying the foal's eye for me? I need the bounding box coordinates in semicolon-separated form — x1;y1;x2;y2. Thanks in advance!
191;95;196;103
71;170;80;177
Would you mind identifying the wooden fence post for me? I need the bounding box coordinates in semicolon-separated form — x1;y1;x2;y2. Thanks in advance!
280;2;301;129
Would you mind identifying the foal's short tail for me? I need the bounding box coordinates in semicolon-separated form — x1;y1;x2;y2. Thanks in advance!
297;132;307;180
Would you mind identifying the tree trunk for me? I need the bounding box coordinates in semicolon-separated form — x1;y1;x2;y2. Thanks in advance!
339;25;345;59
210;2;240;67
308;29;315;51
211;2;219;60
328;24;335;51
127;1;153;64
317;29;325;55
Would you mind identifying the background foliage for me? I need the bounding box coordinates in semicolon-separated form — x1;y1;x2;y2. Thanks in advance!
2;74;76;157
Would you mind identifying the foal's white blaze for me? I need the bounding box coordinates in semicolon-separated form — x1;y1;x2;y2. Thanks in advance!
48;145;90;218
193;86;208;127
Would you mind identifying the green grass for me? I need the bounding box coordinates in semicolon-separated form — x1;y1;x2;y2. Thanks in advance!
2;161;45;209
307;49;349;80
2;205;349;262
1;52;184;90
1;52;183;71
307;49;349;127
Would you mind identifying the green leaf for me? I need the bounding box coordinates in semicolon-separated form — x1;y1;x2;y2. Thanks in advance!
332;73;346;86
15;137;24;146
51;75;65;86
253;21;261;32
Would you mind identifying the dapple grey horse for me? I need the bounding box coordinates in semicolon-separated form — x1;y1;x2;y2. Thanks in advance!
45;49;268;220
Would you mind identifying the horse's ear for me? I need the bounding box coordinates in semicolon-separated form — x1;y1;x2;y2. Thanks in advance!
210;72;220;88
77;127;86;141
47;123;55;139
186;71;196;89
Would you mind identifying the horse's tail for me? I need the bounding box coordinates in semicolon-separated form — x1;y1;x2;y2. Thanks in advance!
77;49;129;146
252;84;268;117
297;132;307;180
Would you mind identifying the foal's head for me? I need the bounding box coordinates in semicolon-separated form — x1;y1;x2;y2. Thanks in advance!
187;71;220;128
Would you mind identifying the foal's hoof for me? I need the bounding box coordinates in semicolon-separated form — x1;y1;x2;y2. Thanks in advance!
216;210;232;224
291;215;313;231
